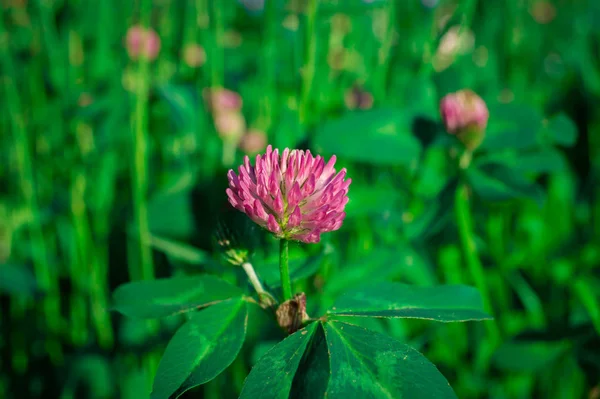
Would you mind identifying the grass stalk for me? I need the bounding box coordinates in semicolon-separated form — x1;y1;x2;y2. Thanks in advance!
299;0;318;128
0;21;62;335
130;41;155;282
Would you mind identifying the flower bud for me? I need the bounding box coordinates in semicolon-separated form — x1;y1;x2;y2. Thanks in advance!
125;25;161;61
213;214;258;267
182;43;206;68
203;88;243;114
276;293;309;334
344;85;374;110
238;0;265;13
440;89;489;150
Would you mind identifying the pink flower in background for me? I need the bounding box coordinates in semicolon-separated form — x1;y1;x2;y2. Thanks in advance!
125;25;161;61
214;112;246;141
440;89;488;134
203;88;243;114
226;145;351;243
4;0;28;8
238;0;265;12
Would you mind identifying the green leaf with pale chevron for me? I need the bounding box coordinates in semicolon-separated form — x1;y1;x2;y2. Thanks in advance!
327;282;492;322
112;274;243;319
239;322;319;399
151;299;247;399
323;321;457;398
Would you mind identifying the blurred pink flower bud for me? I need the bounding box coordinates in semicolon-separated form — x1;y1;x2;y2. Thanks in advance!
282;14;299;31
78;92;94;108
239;129;267;155
530;1;556;24
344;85;374;110
440;89;489;150
238;0;265;12
125;25;161;61
3;0;27;8
214;111;246;142
330;13;352;36
203;88;243;113
226;145;351;243
183;43;206;68
440;89;488;133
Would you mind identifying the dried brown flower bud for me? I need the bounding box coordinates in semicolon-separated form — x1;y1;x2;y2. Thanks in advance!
276;293;310;334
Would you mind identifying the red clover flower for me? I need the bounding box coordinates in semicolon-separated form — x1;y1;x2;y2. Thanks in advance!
226;145;350;243
440;89;489;135
125;25;161;61
440;89;489;152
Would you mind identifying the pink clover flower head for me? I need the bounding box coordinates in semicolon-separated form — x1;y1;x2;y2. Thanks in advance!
226;145;351;243
126;25;161;61
440;89;489;134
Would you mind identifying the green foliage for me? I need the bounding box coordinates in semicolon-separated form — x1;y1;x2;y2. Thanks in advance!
1;0;599;398
492;340;572;373
544;114;578;147
146;234;215;266
239;323;318;399
110;273;488;397
151;299;248;399
482;103;543;151
323;321;457;399
314;109;422;166
155;84;200;137
146;188;197;240
0;264;38;296
467;163;544;204
241;315;476;399
290;323;331;398
112;275;244;319
327;282;492;322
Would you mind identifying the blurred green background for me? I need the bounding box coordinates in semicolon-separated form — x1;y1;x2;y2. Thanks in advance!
1;0;600;398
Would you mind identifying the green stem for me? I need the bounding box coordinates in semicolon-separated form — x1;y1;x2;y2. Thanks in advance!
130;4;159;392
209;1;224;88
573;278;600;335
222;140;236;167
279;240;292;301
257;0;277;133
373;0;396;100
69;172;90;346
590;119;600;239
130;23;155;282
299;0;318;128
455;184;500;343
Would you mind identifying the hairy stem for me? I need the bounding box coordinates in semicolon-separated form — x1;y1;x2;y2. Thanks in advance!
242;262;276;308
279;239;292;301
455;184;500;344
